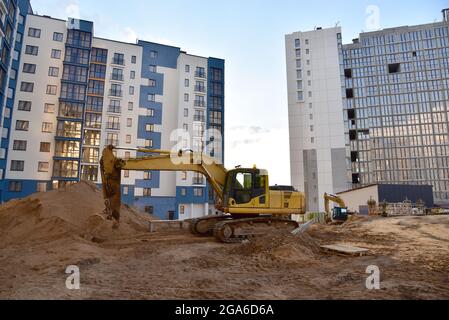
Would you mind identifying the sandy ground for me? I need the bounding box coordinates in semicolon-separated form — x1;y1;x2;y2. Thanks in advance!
0;182;448;300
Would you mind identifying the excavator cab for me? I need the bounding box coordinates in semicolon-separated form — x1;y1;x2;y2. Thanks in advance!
223;169;269;209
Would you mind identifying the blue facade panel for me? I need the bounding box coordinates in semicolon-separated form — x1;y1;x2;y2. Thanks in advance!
134;196;176;220
1;179;50;202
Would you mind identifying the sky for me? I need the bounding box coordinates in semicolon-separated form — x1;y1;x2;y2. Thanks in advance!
31;0;447;185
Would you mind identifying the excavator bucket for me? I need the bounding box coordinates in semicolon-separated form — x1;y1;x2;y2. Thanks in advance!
100;146;122;222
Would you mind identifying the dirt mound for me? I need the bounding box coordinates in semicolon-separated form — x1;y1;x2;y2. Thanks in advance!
230;230;322;265
0;181;153;247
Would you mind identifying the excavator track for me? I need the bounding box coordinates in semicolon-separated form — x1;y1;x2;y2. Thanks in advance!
213;217;299;243
190;215;232;236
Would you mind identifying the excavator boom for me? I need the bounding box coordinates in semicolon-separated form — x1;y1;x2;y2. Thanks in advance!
100;145;227;221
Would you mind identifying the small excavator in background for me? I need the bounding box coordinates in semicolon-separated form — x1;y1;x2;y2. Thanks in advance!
323;193;348;222
100;146;306;243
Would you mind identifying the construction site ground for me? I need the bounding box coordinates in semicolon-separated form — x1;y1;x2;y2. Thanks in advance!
0;182;448;300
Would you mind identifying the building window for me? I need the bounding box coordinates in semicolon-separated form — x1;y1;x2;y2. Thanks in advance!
128;102;134;111
22;63;36;74
111;68;124;81
295;49;301;58
145;139;153;148
180;205;185;214
388;63;401;74
149;65;156;73
109;83;122;97
184;93;189;102
40;142;51;153
44;103;55;113
123;170;130;178
20;82;34;92
181;171;187;180
295;39;300;47
91;48;108;64
297;91;303;101
11;160;25;171
42;122;53;133
184;108;188;117
107;99;120;113
51;49;61;59
143;188;152;196
144;172;152;180
131;55;136;64
126;135;131;144
185;65;190;73
148;79;156;87
185;79;189;87
53;32;63;42
129;86;135;95
306;49;310;54
48;67;59;77
16;120;29;131
9;181;22;192
145;206;154;214
124;152;131;160
193;188;203;197
38;162;49;172
181;188;186;196
37;182;47;193
149;50;158;58
28;27;41;38
130;70;135;79
112;53;125;65
123;186;129;195
146;124;154;132
46;85;57;95
147;108;154;117
13;140;27;151
127;118;132;127
195;67;206;78
18;101;31;111
148;94;155;102
183;124;188;132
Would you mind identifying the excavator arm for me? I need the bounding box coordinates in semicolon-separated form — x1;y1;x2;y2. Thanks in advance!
324;193;346;215
100;145;227;222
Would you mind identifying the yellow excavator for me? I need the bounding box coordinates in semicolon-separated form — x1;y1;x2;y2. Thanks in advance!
324;193;348;222
100;145;306;243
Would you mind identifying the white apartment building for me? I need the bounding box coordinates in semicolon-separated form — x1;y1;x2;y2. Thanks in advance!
1;13;225;220
285;27;349;212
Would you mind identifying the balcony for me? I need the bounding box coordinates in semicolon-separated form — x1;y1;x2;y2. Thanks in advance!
195;72;206;79
110;73;124;81
194;100;206;108
106;122;120;130
194;86;206;93
107;106;121;114
109;90;123;97
105;139;119;146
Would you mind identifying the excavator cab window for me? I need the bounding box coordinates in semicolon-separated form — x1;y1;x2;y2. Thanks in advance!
233;172;253;204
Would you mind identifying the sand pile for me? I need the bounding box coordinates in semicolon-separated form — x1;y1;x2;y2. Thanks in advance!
230;230;322;265
0;181;153;247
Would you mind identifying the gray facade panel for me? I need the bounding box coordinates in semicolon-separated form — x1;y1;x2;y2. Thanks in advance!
303;149;318;212
331;148;349;193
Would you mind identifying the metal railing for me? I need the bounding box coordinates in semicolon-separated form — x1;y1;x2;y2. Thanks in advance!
105;139;119;146
112;59;125;66
109;90;123;97
194;100;206;107
111;73;124;81
106;122;120;130
107;106;121;113
194;86;206;93
193;177;205;185
195;72;206;79
193;116;206;122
